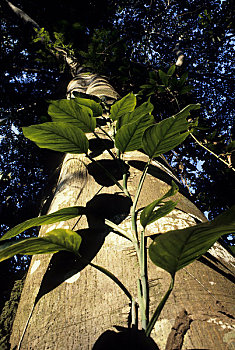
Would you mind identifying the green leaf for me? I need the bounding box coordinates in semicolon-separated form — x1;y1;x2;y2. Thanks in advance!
0;229;82;262
72;91;100;103
141;201;177;228
74;97;103;117
140;181;179;228
159;70;169;86
140;84;154;89
163;181;179;198
149;205;235;276
115;114;155;153
142;104;200;158
167;65;176;76
117;100;154;129
179;85;194;95
48;99;96;132
23;122;89;154
0;206;86;241
179;72;188;87
148;71;157;80
110;93;136;121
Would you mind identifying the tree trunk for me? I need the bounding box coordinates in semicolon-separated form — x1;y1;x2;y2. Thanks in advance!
9;74;235;350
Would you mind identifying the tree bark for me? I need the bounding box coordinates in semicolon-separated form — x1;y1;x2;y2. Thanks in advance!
9;74;235;349
3;3;234;344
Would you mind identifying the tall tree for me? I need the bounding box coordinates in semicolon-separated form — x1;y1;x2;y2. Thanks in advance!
1;1;234;349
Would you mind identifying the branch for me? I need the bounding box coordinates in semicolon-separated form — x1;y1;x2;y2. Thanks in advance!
191;134;235;171
173;41;185;67
5;0;40;29
4;0;81;76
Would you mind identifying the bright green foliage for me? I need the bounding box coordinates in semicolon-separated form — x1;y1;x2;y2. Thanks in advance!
142;104;200;158
74;97;103;117
167;64;176;76
23;122;89;154
158;69;169;86
139;67;194;96
5;93;234;340
110;93;136;121
117;100;154;129
48;99;96;132
0;229;82;262
115;113;155;153
0;206;86;241
33;28;74;57
140;181;179;228
149;205;235;276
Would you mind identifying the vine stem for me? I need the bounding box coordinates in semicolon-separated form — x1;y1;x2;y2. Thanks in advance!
78;255;138;330
146;275;175;337
86;154;129;196
140;229;148;329
191;133;235;172
88;260;133;301
130;159;151;330
104;218;132;241
93;130;116;160
97;124;114;142
131;159;151;242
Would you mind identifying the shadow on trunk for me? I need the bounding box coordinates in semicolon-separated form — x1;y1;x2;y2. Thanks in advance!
35;193;132;304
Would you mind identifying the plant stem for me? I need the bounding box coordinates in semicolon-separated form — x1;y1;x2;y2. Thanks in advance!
93;130;116;160
86;154;129;195
122;171;131;198
138;229;148;330
130;159;151;330
191;133;235;172
131;298;138;329
104;218;132;241
137;279;147;330
173;93;234;172
146;275;175;337
85;259;133;301
131;159;151;242
97;124;114;142
133;159;151;213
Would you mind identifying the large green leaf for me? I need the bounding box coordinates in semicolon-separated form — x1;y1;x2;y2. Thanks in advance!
23;122;89;154
110;93;136;121
115;114;155;153
167;65;176;76
159;70;169;86
0;206;86;241
0;229;82;262
74;97;103;117
142;104;200;158
117;100;154;129
140;181;179;228
48;99;96;132
149;206;235;276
